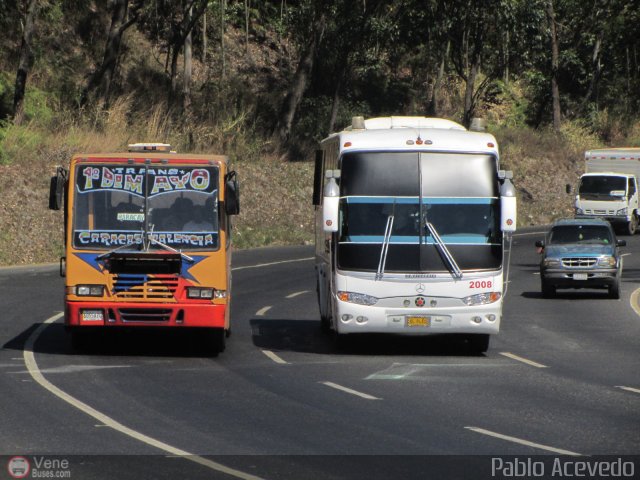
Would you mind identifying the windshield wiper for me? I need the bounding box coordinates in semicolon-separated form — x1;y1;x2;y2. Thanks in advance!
426;222;463;280
376;215;394;281
146;234;194;263
96;241;141;260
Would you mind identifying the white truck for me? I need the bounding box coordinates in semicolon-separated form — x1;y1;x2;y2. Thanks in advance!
572;148;640;235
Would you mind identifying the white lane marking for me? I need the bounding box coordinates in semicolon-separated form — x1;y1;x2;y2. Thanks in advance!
513;231;548;237
320;381;381;400
285;290;309;299
630;288;640;319
255;306;272;316
366;362;513;380
616;386;640;395
499;352;548;369
465;427;581;456
9;364;132;374
232;257;314;272
262;350;288;365
24;313;265;480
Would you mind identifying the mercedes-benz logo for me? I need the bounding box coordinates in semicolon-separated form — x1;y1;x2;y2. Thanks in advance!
415;283;426;294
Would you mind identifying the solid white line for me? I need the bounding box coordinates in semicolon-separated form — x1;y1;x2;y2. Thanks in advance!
465;427;581;456
499;352;548;369
616;386;640;394
255;306;272;316
320;381;381;400
232;257;314;272
23;313;264;480
285;290;309;299
262;350;288;364
512;231;548;237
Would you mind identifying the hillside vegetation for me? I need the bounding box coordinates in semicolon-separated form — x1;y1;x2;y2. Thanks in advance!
1;1;640;265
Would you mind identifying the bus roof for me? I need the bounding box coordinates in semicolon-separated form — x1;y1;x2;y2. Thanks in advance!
322;116;499;157
70;152;229;165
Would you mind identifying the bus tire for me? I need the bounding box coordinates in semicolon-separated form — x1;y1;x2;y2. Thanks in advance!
467;334;490;354
70;328;92;353
207;328;226;356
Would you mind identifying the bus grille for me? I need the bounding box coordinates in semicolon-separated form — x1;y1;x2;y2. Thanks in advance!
111;274;179;299
562;257;597;268
119;308;172;323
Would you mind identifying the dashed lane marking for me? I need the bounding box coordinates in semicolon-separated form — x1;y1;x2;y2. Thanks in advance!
232;257;314;272
23;312;265;480
465;427;581;456
499;352;548;369
255;306;272;316
320;381;381;400
262;350;288;365
616;386;640;395
285;290;309;299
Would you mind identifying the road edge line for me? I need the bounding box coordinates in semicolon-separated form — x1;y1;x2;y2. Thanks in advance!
465;427;581;456
23;313;265;480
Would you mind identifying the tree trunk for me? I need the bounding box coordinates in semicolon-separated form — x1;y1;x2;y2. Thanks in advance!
202;11;207;64
183;5;193;113
276;12;326;144
13;0;39;125
220;0;226;78
582;34;602;109
427;40;449;116
547;0;561;133
81;0;134;107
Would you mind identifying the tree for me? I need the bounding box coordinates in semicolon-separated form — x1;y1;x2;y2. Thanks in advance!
13;0;39;124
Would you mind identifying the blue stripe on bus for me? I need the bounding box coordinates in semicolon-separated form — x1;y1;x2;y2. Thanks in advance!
344;196;497;204
342;235;492;244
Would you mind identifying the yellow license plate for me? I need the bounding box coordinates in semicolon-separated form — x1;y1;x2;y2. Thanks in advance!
406;316;431;327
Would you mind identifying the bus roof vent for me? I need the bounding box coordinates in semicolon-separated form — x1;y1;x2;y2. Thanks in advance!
351;116;366;130
128;143;175;153
469;118;487;132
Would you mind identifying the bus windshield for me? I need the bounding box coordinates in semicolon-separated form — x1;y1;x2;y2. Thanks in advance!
337;152;501;273
73;164;219;250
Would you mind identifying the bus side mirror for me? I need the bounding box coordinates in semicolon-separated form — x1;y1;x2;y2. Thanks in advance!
323;174;339;233
224;171;240;215
312;150;323;206
500;177;517;232
565;184;572;194
49;167;67;210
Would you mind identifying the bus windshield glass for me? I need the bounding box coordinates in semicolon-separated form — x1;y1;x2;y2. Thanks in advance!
73;164;219;250
337;152;501;273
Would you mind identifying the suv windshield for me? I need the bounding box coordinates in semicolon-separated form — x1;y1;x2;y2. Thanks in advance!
548;225;612;245
73;164;219;250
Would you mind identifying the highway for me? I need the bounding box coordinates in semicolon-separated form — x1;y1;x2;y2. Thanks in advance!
1;229;639;479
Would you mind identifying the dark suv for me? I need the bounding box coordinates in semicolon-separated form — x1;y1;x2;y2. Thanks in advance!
535;218;626;298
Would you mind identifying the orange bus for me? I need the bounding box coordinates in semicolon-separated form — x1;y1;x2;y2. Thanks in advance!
49;143;239;354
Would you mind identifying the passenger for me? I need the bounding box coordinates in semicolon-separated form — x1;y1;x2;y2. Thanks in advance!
163;197;193;231
183;205;214;231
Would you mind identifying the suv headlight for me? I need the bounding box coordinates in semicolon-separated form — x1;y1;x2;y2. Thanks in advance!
462;292;501;306
543;258;561;268
75;285;105;296
597;256;616;267
337;291;378;306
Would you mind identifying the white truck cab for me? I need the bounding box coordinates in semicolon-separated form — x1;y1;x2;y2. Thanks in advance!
573;149;640;235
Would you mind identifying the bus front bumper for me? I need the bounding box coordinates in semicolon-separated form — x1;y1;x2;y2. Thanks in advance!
334;299;501;335
65;301;227;328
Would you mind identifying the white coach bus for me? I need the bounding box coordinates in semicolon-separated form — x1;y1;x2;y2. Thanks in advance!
312;116;517;353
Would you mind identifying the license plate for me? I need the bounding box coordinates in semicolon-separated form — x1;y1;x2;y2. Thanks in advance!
573;273;588;281
406;316;430;327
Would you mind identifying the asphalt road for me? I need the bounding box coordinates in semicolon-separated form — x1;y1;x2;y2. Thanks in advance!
1;230;639;480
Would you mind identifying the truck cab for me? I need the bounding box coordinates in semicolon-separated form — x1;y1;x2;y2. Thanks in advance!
574;172;638;235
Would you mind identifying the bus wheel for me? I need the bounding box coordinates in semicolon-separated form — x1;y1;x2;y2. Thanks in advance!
70;329;92;353
206;328;226;356
467;334;490;354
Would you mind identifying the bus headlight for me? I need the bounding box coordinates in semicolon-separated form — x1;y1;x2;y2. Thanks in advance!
187;287;214;299
462;292;501;306
337;291;378;306
75;285;105;296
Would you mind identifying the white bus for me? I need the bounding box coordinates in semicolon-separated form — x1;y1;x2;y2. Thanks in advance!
312;116;517;353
